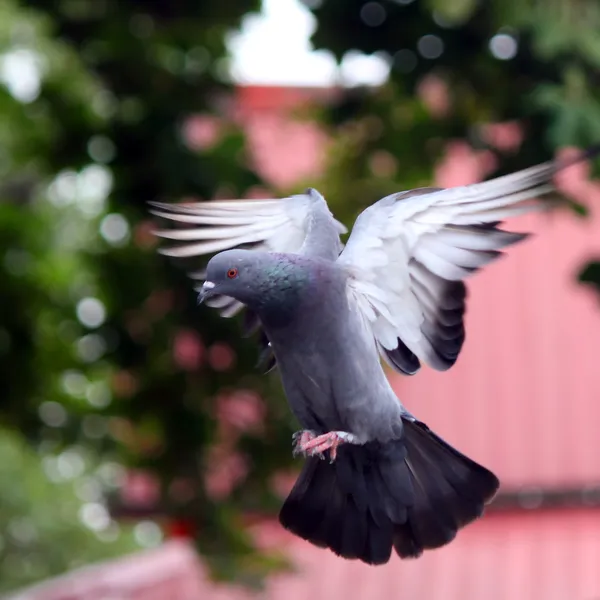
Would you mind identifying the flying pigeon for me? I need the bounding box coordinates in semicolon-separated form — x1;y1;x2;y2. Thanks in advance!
149;147;598;565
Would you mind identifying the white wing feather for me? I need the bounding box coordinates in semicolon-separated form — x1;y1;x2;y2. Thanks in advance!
150;192;347;318
338;154;589;373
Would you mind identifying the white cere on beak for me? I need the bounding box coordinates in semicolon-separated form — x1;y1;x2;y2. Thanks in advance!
203;281;216;290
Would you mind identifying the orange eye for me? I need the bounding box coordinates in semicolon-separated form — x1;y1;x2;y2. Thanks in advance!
227;268;238;279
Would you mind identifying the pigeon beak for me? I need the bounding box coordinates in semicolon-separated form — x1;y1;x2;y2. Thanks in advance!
197;281;216;305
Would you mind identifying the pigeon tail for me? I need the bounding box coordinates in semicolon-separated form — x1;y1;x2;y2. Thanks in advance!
278;418;499;565
392;418;499;558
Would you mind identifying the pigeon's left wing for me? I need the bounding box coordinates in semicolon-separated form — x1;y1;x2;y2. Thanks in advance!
338;148;598;376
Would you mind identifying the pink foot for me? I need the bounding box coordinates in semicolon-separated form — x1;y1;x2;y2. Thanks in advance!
292;430;317;455
292;430;359;462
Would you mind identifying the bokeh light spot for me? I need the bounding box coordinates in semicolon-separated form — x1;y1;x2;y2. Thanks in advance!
360;2;387;27
87;136;116;163
489;33;518;60
38;401;67;427
79;502;110;532
77;333;106;363
76;297;106;329
100;213;130;246
133;521;163;547
417;34;444;59
61;370;88;397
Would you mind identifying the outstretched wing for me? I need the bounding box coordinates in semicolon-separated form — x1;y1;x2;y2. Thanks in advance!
338;148;598;375
150;189;347;372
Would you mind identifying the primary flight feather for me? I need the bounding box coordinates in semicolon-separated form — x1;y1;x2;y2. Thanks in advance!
150;148;598;565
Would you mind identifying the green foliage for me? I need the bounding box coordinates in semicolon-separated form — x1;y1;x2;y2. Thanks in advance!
1;0;297;590
306;0;600;281
309;0;600;152
0;427;139;593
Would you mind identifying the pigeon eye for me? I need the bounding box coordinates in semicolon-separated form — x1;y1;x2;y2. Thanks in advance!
227;268;238;279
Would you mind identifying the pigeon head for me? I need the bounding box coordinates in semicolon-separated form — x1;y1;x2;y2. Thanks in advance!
197;249;259;304
197;249;308;312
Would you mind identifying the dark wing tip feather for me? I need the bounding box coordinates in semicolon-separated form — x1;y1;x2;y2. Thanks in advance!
423;280;467;371
148;200;195;214
418;222;531;371
383;341;421;376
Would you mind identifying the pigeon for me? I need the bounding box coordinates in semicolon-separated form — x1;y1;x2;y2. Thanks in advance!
149;146;598;565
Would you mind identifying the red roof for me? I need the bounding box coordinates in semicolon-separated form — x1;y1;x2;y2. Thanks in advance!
389;147;600;490
390;210;600;489
13;509;600;600
245;510;600;600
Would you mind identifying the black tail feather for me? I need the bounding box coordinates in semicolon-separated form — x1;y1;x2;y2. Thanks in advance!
279;418;499;565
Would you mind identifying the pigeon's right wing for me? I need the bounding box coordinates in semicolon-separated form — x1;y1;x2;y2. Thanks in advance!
338;147;598;376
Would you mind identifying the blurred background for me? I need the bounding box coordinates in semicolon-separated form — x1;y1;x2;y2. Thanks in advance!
1;0;600;598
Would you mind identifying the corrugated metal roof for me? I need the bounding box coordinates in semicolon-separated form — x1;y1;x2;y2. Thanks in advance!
389;210;600;490
250;509;600;600
14;510;600;600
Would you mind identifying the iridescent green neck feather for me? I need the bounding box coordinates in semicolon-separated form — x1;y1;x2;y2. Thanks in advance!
252;257;312;326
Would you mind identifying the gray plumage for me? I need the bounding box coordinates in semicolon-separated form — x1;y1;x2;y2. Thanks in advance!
150;148;599;564
204;249;405;443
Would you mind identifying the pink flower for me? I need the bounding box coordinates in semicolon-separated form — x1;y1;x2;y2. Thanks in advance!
183;114;223;151
121;470;160;507
481;121;524;152
173;329;204;371
417;75;449;118
216;390;266;434
204;446;249;500
207;342;235;371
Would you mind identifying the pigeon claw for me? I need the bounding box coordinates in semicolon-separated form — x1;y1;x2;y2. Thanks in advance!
292;430;321;458
293;430;358;463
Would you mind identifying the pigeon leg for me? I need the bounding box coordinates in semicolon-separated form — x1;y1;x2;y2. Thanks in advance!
293;430;359;462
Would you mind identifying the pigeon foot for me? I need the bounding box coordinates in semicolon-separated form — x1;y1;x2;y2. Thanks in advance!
292;430;359;463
